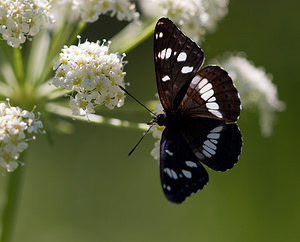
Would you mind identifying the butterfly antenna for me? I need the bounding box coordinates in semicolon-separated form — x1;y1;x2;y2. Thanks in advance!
128;123;156;156
118;85;156;116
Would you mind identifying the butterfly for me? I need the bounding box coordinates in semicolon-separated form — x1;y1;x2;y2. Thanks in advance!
152;17;243;204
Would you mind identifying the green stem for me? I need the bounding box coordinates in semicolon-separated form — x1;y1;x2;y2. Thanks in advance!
45;103;149;131
37;20;68;85
13;48;24;84
110;18;157;53
0;165;25;242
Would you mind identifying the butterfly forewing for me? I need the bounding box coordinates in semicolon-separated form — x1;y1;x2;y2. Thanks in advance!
154;17;204;112
180;65;241;122
160;127;209;204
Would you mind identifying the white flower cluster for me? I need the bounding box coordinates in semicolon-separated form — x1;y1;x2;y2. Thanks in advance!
150;103;164;161
140;0;229;43
215;53;285;136
0;102;43;172
0;0;54;48
52;38;127;116
71;0;139;23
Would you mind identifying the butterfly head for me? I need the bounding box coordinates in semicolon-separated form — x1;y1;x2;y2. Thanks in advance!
152;113;167;127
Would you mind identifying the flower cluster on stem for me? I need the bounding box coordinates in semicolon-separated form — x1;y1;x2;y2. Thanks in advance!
52;38;127;116
214;53;285;136
70;0;139;23
0;101;44;172
140;0;229;43
0;0;54;48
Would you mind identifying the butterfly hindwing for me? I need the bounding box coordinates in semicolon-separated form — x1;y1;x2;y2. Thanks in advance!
159;120;242;203
177;120;243;172
160;127;209;204
154;17;204;112
180;65;241;122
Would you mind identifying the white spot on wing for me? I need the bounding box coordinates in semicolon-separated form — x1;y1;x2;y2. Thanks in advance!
198;78;208;89
165;149;173;156
182;170;192;178
203;145;216;155
164;168;172;177
181;66;193;74
208;96;216;102
165;48;172;59
164;167;178;179
190;75;201;88
208;133;220;139
200;83;213;94
204;140;217;151
171;169;178;179
160;49;166;59
211;126;223;133
201;89;214;101
185;161;197;168
209;110;223;118
162;75;170;82
177;52;187;62
159;32;163;38
206;102;219;110
202;150;212;158
210;139;218;144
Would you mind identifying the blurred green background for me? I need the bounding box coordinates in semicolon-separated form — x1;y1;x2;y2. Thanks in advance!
2;0;300;241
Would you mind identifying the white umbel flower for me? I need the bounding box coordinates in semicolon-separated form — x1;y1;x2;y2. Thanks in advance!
140;0;229;43
0;102;44;172
52;38;127;116
71;0;139;22
215;53;285;136
0;0;54;48
150;103;164;161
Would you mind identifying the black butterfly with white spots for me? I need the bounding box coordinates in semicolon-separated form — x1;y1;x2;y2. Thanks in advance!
152;17;243;204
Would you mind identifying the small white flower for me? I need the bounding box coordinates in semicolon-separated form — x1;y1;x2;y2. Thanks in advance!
0;158;19;172
140;0;229;43
0;0;55;48
214;53;285;136
151;139;160;161
53;38;127;116
0;102;44;172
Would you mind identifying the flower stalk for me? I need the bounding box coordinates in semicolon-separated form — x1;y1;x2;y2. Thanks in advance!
110;18;157;53
45;103;148;131
0;160;25;242
13;48;24;84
